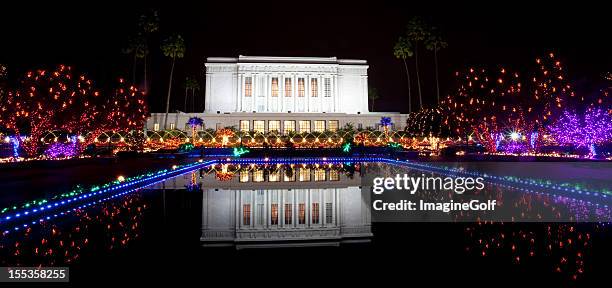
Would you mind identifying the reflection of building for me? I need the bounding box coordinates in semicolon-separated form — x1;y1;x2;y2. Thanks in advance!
152;166;372;248
202;186;371;249
146;56;408;132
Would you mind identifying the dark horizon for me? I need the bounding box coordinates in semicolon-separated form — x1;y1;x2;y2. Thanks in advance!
0;2;610;113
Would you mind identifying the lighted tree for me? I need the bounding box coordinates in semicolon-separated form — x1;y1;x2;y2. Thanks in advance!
104;78;149;151
0;65;101;156
187;117;204;144
441;52;575;153
405;108;452;137
524;53;575;150
441;66;523;151
549;108;611;155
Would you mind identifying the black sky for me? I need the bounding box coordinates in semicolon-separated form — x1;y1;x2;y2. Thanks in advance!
0;1;610;113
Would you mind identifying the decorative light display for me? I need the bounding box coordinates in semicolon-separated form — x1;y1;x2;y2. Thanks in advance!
216;128;235;147
0;67;148;159
44;136;78;159
232;146;250;157
342;142;352;153
177;142;195;153
187;117;204;144
439;53;578;153
405;108;452;137
549;108;611;156
380;117;393;139
8;136;21;158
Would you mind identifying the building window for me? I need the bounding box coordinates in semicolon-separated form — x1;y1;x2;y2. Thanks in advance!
271;204;279;225
311;78;318;97
324;78;331;97
268;120;280;133
257;204;264;225
269;170;280;182
329;170;339;181
239;170;249;182
298;204;306;224
325;203;333;224
253;120;265;133
312;203;320;224
153;123;160;131
284;170;296;182
284;78;292;97
299;168;311;181
240;120;250;132
328;120;339;132
253;170;264;182
271;78;279;97
314;120;325;132
299;120;310;133
283;120;295;134
243;204;251;225
244;77;252;97
169;123;175;130
314;169;326;181
284;204;292;224
298;78;305;97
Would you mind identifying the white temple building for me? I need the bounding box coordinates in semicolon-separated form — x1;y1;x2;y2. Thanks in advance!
146;56;408;133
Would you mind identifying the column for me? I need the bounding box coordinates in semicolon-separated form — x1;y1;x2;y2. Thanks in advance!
306;74;311;112
292;74;297;113
251;74;256;111
307;189;311;227
265;74;270;112
238;74;243;112
319;75;324;112
333;75;339;113
293;190;297;227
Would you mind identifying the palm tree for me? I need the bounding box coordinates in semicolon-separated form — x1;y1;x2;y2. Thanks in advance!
122;34;147;84
161;34;186;130
425;27;448;104
137;10;159;93
184;77;200;112
368;86;380;112
393;36;414;112
406;17;429;109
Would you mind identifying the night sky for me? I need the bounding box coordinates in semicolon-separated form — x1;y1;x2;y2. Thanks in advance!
0;2;609;113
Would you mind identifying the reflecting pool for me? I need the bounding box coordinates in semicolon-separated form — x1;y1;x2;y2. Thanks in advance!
0;158;610;285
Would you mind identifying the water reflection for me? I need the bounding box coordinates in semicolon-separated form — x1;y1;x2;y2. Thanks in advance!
152;163;373;249
0;194;146;266
0;160;608;283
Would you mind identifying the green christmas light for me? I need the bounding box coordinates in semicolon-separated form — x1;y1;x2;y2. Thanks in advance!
342;142;352;153
232;146;250;157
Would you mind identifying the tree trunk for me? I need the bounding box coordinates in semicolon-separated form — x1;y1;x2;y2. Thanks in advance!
184;86;188;112
143;54;148;93
192;89;196;112
434;46;440;104
414;43;423;109
132;54;138;84
402;59;412;113
163;57;176;130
